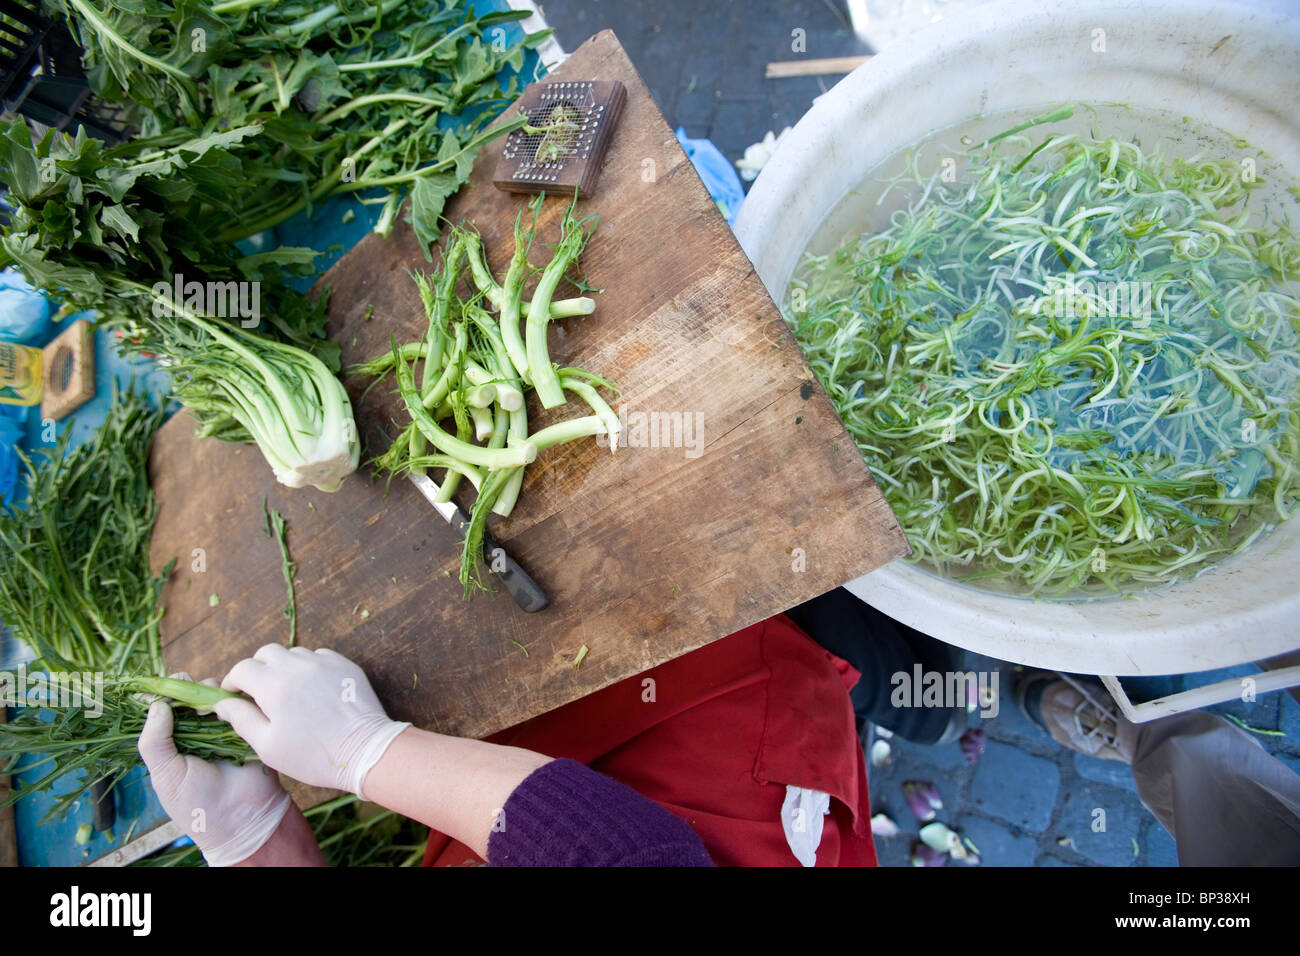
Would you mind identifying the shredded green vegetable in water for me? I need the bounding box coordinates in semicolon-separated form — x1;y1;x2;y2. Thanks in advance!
787;107;1300;596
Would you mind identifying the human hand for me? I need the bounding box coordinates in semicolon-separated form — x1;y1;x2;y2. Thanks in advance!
138;677;291;867
215;645;409;798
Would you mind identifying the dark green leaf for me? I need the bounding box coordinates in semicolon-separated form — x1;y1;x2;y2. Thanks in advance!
407;172;460;257
100;205;141;242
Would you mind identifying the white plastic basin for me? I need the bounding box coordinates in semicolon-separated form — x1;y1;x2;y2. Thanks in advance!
735;0;1300;675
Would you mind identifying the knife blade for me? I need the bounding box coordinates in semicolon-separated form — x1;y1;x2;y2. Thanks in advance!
406;471;550;613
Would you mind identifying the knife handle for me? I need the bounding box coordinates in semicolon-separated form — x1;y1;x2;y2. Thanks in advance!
481;530;550;613
91;775;115;832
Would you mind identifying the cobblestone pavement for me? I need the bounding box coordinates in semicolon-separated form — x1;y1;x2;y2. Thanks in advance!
539;0;867;170
538;0;1300;866
868;656;1300;867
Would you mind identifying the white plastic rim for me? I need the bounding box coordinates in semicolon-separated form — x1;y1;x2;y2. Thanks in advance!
735;0;1300;675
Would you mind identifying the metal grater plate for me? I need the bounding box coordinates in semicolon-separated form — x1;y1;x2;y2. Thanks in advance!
492;79;626;197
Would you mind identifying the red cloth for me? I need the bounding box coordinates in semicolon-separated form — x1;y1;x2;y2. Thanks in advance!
423;614;877;866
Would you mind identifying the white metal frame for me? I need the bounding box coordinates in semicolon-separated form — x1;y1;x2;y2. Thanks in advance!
1100;667;1300;723
506;0;567;69
88;821;181;867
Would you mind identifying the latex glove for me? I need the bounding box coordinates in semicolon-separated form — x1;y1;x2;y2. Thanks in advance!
215;645;410;799
138;681;291;868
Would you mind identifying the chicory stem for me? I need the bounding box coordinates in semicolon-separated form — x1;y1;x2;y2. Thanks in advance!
560;375;620;454
392;339;536;468
529;415;606;450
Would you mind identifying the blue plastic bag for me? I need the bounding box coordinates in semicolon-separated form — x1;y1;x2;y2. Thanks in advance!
675;128;746;226
0;270;53;344
0;406;25;502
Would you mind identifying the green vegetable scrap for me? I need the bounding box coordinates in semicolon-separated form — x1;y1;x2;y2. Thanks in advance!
152;291;361;493
530;103;582;165
263;498;298;647
788;106;1300;596
1223;713;1286;736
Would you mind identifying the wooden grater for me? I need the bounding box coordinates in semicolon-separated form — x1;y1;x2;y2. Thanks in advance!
492;80;627;197
41;318;95;421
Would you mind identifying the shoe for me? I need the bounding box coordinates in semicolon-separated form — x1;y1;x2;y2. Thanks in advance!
1015;669;1137;763
865;703;967;748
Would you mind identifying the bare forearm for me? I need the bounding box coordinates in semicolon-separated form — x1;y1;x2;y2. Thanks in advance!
234;803;327;867
361;727;552;859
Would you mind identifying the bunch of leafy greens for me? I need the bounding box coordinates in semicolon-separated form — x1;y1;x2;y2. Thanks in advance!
0;392;405;857
0;388;252;820
0;2;548;488
0;385;172;676
0;389;273;823
0;119;331;357
0;121;364;490
41;0;550;248
0;389;316;822
1;676;255;823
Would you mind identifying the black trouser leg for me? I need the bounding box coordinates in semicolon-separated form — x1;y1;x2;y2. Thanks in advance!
785;587;964;744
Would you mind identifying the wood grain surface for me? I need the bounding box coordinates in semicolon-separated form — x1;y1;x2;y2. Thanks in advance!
148;30;907;740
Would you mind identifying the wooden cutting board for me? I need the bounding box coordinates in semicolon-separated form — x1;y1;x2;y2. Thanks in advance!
148;30;908;740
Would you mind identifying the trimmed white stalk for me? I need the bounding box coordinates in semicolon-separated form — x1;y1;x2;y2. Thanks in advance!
468;403;494;442
465;359;523;411
393;341;536;468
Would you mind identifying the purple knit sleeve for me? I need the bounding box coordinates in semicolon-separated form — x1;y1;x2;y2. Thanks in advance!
486;758;714;867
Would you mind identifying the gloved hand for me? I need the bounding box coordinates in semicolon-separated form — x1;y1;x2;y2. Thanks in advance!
215;645;410;799
138;676;291;868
